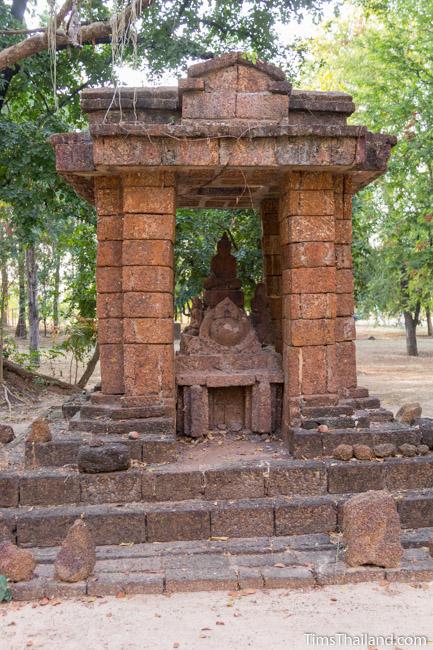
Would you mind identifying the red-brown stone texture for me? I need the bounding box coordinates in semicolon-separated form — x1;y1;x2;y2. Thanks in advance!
261;199;282;351
50;54;396;430
342;491;404;568
95;176;125;395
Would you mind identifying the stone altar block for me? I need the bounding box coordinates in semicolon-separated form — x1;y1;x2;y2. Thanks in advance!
176;236;283;437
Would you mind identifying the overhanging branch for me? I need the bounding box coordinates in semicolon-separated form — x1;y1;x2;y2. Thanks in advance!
0;0;152;70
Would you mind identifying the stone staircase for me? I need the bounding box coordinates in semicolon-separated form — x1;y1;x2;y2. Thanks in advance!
8;530;433;601
2;389;433;599
3;449;433;599
290;389;425;458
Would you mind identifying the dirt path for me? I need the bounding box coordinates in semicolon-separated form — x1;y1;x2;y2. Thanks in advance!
0;582;431;650
1;322;432;433
356;323;433;417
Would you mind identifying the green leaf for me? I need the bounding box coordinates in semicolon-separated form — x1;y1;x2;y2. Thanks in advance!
0;575;12;603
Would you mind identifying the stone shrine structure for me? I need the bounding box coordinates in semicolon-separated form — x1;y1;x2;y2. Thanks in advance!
50;52;396;445
6;54;433;599
177;233;283;438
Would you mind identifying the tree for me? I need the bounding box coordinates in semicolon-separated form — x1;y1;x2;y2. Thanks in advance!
0;0;325;385
302;0;433;355
175;209;262;317
15;242;27;337
0;0;322;76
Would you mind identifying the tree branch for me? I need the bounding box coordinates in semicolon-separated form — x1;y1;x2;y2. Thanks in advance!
0;0;152;71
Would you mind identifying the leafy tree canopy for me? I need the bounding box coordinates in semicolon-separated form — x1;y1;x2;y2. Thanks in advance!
302;0;433;353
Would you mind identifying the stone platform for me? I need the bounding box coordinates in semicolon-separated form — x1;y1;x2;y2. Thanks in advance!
8;531;433;601
2;408;433;598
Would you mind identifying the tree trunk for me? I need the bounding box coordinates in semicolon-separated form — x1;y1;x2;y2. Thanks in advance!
0;263;4;383
15;246;27;338
77;343;99;388
404;310;419;356
25;244;40;365
52;253;61;330
1;264;8;326
4;358;76;390
426;307;433;337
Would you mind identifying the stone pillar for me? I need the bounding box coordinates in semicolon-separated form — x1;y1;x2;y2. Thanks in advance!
260;198;282;352
120;172;176;411
334;175;357;392
95;176;124;394
279;172;338;429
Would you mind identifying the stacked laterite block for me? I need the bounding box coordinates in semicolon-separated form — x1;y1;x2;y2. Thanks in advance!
95;176;124;394
279;172;340;429
334;176;357;393
121;172;176;411
261;198;282;352
94;171;176;429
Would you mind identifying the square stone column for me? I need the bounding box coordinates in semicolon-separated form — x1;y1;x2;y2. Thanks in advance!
95;171;176;420
260;198;282;352
121;172;176;409
279;172;339;429
334;175;357;392
95;176;125;395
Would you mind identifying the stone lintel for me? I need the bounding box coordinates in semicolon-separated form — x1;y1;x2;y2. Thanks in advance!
51;129;394;208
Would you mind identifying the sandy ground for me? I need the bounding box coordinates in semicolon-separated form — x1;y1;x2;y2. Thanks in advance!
1;324;433;647
356;322;433;417
0;582;432;650
3;321;433;430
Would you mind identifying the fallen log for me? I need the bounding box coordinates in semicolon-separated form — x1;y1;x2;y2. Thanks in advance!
3;358;79;391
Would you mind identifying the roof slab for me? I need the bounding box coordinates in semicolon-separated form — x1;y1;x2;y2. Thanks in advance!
51;53;396;209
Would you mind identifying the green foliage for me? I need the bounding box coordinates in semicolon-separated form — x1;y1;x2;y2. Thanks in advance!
63;221;97;320
123;0;323;80
303;0;433;321
175;209;263;317
2;335;17;359
60;317;97;383
0;575;12;603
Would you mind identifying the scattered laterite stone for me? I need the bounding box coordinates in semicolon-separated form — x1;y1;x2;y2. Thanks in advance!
26;418;51;443
0;425;15;444
55;519;96;583
0;541;35;582
342;490;403;568
399;443;417;457
317;424;329;433
373;443;396;458
353;444;373;461
417;444;430;456
395;402;422;425
77;443;131;473
333;444;353;461
128;431;140;440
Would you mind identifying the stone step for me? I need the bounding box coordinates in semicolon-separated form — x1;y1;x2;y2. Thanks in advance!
367;407;395;422
301;416;356;430
0;495;340;547
341;397;381;410
69;413;173;435
24;433;177;469
291;424;422;458
80;403;174;420
9;531;433;600
3;488;433;549
301;405;355;418
2;456;433;509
